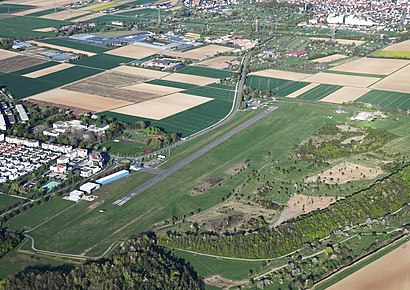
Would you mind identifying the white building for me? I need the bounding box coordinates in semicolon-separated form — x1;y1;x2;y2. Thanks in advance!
64;190;84;202
79;182;100;194
16;104;29;122
42;142;73;154
43;128;61;137
0;114;7;131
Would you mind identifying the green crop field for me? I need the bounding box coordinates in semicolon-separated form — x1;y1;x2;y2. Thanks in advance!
246;75;291;91
14;61;60;75
178;66;234;79
297;84;342;100
89;3;118;12
246;75;310;96
73;54;134;70
8;103;343;257
26;8;63;17
183;84;235;100
0;4;34;13
147;79;197;90
0;15;65;38
0;73;58;99
94;8;164;23
373;50;410;59
39;66;101;85
356;89;410;110
0;194;21;211
39;38;114;53
100;85;234;136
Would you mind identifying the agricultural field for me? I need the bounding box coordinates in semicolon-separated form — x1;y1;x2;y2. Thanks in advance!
39;38;114;53
0;15;65;38
0;4;34;13
178;66;235;79
72;54;134;70
5;102;387;258
296;84;342;101
355;90;410;110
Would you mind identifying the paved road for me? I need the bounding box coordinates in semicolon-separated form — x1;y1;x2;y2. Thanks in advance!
112;50;254;164
113;106;277;206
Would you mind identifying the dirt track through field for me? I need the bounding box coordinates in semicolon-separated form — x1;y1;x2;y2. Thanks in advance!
329;240;410;290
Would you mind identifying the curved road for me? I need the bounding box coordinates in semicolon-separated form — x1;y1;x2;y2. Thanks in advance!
112;50;254;163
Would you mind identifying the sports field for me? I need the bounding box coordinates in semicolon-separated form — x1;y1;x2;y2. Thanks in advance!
355;90;410;110
296;84;342;101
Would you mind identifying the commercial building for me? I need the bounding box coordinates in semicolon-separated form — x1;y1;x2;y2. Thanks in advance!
80;182;100;194
96;170;130;185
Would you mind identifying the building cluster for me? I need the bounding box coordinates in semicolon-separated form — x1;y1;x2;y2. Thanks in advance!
0;134;61;183
0;101;29;131
43;120;110;137
61;0;110;9
65;170;130;202
183;0;239;11
205;34;257;51
291;0;409;31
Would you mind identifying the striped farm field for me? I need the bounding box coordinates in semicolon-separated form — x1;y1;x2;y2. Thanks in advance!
183;85;235;101
246;75;291;91
297;84;342;101
356;90;410;110
246;75;309;96
178;66;234;79
146;79;197;90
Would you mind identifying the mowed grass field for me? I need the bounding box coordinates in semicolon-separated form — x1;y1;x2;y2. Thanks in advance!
0;194;21;211
356;89;410;110
297;84;342;100
6;103;341;256
39;38;114;53
0;15;65;38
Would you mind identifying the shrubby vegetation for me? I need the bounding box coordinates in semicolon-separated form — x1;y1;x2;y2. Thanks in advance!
295;124;396;161
0;235;203;290
160;165;410;258
0;228;22;259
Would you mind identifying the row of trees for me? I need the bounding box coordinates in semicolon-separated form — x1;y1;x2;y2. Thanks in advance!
0;234;203;290
160;165;410;258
